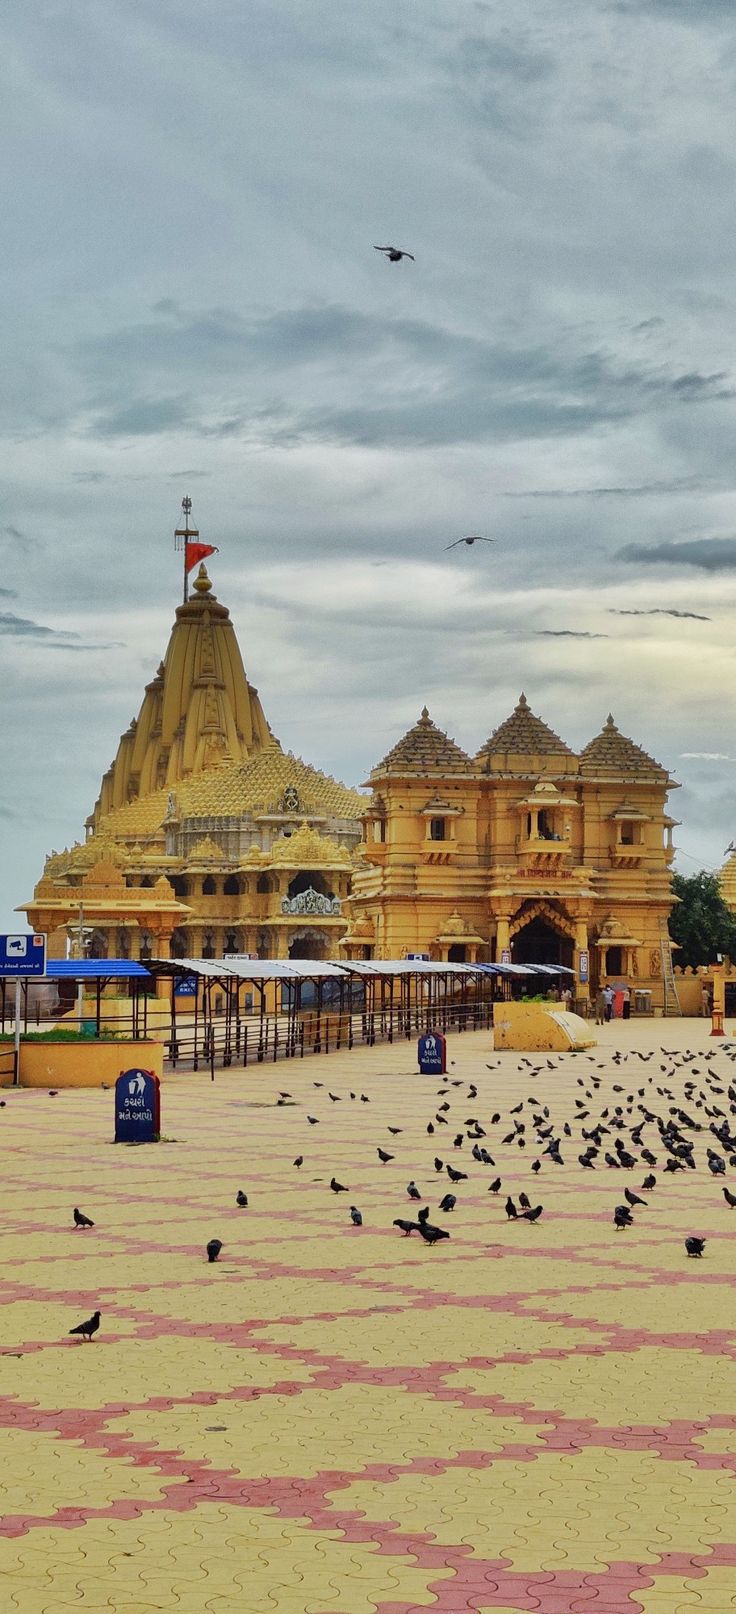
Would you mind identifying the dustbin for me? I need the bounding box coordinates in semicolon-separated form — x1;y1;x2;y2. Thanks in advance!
633;989;652;1015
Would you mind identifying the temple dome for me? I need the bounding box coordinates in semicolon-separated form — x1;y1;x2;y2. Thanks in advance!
90;564;273;826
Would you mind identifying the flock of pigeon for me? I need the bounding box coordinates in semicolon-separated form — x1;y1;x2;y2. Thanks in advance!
65;1039;736;1341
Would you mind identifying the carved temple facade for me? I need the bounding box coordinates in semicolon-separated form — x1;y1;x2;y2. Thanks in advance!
21;541;679;1001
344;700;678;1008
22;562;365;962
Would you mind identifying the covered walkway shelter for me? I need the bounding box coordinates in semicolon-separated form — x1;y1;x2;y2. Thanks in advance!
146;956;499;1072
145;955;581;1073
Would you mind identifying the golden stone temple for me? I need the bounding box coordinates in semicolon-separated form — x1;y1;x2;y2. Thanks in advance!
22;543;679;1007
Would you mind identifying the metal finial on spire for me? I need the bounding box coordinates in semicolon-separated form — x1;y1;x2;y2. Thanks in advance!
174;495;200;604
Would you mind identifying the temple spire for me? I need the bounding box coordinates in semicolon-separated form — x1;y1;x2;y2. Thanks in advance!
174;496;198;604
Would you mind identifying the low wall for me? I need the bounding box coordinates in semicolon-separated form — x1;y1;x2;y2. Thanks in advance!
493;1001;596;1052
0;1040;164;1089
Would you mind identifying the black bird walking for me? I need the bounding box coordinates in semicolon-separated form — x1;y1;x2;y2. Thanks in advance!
505;1197;518;1220
293;1156;304;1168
407;1181;421;1200
377;1148;394;1163
235;1191;248;1207
723;1186;736;1208
206;1239;223;1263
613;1206;633;1230
350;1206;363;1226
438;1193;456;1212
330;1177;348;1193
685;1236;706;1257
418;1220;450;1244
521;1205;543;1223
73;1208;94;1228
446;1165;467;1183
393;1218;419;1236
69;1309;100;1342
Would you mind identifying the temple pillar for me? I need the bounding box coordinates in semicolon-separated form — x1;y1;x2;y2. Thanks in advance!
495;916;511;962
574;920;590;998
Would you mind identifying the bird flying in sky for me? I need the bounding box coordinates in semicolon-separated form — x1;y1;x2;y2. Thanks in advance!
373;245;414;262
444;536;496;551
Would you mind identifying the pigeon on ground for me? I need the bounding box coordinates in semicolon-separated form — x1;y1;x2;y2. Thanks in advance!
69;1309;100;1341
624;1189;646;1208
407;1181;421;1200
393;1218;419;1236
505;1197;518;1220
723;1187;736;1208
206;1239;223;1263
307;1116;319;1125
488;1177;502;1193
350;1206;363;1226
613;1206;633;1230
293;1156;303;1168
521;1205;543;1222
434;1157;444;1172
330;1177;348;1193
685;1236;706;1257
377;1149;394;1163
418;1220;450;1243
235;1191;248;1207
642;1174;656;1190
446;1165;467;1183
73;1208;94;1228
438;1193;456;1212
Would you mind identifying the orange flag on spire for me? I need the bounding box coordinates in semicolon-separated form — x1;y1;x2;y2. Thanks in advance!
185;542;218;573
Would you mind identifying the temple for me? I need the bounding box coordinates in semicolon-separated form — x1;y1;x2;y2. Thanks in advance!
22;554;365;962
22;522;679;1006
344;699;679;1010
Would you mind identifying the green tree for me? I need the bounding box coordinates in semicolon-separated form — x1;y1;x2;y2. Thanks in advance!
668;871;736;970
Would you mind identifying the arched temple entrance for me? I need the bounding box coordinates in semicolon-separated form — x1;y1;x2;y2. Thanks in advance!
288;928;330;961
510;902;575;970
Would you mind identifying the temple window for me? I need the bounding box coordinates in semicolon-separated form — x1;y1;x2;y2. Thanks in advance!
373;820;386;843
606;946;623;975
202;875;217;895
430;818;446;842
170;876;189;898
619;821;639;846
257;873;273;894
223;874;241;896
448;943;467;963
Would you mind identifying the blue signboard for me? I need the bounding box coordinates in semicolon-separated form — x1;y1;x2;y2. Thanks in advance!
578;949;589;984
115;1068;160;1143
173;974;198;997
418;1031;447;1074
0;934;47;977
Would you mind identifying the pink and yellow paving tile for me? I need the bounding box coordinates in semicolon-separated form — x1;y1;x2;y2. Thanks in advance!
0;1021;735;1612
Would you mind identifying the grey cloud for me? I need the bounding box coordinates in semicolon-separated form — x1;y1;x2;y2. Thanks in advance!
0;612;118;650
503;478;709;499
92;397;193;438
618;537;736;570
72;303;734;448
610;608;711;620
2;525;30;550
537;629;607;639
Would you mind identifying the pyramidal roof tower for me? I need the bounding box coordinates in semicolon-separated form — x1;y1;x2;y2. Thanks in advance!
89;506;272;829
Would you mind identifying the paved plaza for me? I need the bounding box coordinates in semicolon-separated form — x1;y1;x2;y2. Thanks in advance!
1;1018;735;1612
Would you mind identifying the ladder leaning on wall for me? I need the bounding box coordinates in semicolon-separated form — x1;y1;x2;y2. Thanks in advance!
659;920;681;1016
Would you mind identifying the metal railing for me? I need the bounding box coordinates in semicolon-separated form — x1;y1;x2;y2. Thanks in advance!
164;999;494;1074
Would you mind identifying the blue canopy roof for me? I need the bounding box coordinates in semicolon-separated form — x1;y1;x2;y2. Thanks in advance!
44;960;152;980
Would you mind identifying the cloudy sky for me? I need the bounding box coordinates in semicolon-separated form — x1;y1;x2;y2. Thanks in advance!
3;0;736;930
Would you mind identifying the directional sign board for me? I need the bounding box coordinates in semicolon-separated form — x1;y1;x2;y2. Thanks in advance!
115;1068;161;1143
0;934;47;977
418;1031;447;1075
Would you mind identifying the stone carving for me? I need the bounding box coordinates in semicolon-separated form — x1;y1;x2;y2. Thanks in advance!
282;785;300;812
281;887;341;917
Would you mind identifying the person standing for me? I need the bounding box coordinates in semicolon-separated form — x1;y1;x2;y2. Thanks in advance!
603;984;615;1022
595;987;606;1026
